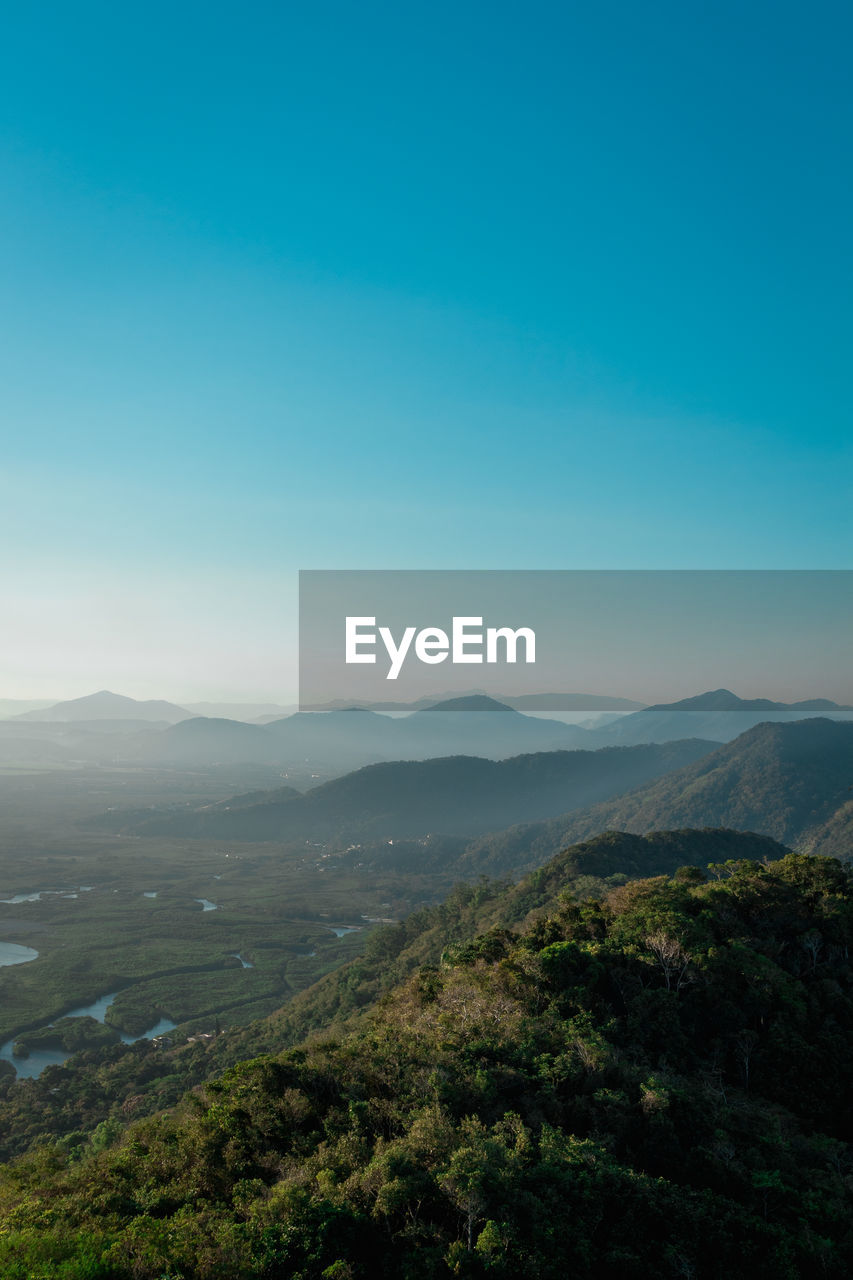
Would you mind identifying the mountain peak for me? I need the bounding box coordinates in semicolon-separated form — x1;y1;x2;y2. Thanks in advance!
417;695;516;713
14;690;192;724
660;689;777;712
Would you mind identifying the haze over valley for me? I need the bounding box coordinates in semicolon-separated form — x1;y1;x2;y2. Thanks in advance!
1;671;852;1276
2;683;852;1082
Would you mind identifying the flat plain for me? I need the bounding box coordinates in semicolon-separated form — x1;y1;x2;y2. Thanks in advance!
0;764;439;1055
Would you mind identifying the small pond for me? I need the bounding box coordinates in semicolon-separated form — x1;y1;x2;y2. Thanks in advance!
0;942;39;967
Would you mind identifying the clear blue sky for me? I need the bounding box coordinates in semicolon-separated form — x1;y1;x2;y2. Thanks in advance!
1;1;851;699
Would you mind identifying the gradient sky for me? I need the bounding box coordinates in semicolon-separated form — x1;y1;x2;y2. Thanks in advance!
1;1;851;700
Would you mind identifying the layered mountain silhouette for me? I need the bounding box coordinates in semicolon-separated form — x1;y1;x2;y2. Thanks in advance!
129;696;598;771
5;688;853;777
184;701;294;721
2;694;595;771
14;690;192;724
318;716;853;882
91;738;716;841
306;691;646;713
450;717;853;879
134;715;285;764
591;688;853;745
125;690;853;772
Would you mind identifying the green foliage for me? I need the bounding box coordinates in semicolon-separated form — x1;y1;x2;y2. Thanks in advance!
1;852;852;1276
0;831;805;1165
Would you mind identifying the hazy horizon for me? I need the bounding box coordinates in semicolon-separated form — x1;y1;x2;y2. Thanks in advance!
3;681;852;713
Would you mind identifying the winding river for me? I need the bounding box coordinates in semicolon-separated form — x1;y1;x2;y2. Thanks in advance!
0;990;178;1080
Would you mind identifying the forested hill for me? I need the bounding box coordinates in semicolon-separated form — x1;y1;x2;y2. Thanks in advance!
5;840;853;1277
252;828;791;1052
560;717;853;847
90;719;853;888
446;717;853;877
0;829;787;1164
99;739;715;842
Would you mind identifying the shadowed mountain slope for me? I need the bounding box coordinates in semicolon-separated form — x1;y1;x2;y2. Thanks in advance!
451;718;853;876
93;739;717;841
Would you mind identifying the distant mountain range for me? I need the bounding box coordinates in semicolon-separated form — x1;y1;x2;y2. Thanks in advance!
13;690;193;724
129;695;599;772
3;688;853;778
94;718;853;880
97;738;715;841
589;688;853;746
304;691;647;713
184;701;295;721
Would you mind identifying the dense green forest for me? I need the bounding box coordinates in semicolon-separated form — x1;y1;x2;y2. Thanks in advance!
0;830;784;1159
1;844;852;1278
